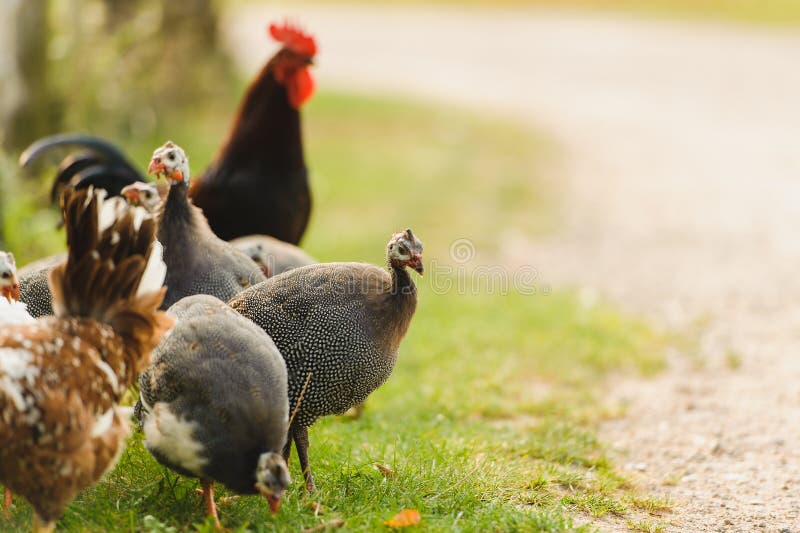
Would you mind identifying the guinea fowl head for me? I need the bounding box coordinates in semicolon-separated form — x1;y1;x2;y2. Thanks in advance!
0;251;20;303
121;182;162;213
147;141;189;186
388;229;424;275
254;452;291;514
269;21;317;109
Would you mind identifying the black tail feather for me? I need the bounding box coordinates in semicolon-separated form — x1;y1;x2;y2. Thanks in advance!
20;133;146;205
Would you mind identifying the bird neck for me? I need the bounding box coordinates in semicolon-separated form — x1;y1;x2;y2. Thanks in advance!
389;262;416;298
215;60;305;173
159;181;198;238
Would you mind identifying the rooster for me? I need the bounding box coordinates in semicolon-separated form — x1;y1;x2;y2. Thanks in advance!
0;189;172;532
189;21;317;243
20;21;317;245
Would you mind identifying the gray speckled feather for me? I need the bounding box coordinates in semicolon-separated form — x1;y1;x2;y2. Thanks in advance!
228;261;418;429
137;295;288;494
18;261;59;318
158;181;265;309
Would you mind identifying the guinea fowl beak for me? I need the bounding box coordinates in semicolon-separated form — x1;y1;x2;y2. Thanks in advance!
120;185;140;205
147;158;165;177
255;484;282;514
410;258;424;275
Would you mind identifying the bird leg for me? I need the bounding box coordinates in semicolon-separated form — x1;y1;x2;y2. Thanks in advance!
281;433;293;463
199;479;222;530
3;488;11;518
32;514;55;533
293;425;315;493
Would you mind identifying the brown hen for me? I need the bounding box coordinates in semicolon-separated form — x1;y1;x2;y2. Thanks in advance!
0;188;172;532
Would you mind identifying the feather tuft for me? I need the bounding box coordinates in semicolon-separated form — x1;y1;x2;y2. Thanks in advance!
136;240;167;298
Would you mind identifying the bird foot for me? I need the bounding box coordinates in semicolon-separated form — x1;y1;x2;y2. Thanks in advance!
199;481;223;530
305;479;316;494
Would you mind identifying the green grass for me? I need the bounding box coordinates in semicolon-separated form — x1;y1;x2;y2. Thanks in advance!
1;92;666;531
294;0;800;26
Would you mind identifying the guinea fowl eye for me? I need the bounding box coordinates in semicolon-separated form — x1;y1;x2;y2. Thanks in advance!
167;152;175;161
398;245;408;255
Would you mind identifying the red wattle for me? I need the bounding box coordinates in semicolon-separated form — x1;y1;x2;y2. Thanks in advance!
288;68;315;109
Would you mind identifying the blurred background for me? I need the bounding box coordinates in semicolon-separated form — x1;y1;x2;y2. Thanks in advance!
2;1;800;530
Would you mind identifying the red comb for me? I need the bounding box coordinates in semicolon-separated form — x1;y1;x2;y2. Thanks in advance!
269;21;317;58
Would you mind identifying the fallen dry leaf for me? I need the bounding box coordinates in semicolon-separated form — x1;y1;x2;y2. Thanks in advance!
306;501;326;515
383;509;421;528
301;518;345;533
373;462;394;478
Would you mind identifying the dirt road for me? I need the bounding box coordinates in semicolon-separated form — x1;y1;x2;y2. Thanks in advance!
223;5;800;531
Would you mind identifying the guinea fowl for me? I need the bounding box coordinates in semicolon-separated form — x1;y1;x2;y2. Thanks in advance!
231;234;315;278
136;295;291;528
146;141;265;308
18;141;265;315
17;260;60;318
0;252;23;309
22;20;317;245
0;188;171;533
229;229;424;491
189;22;317;244
120;181;164;214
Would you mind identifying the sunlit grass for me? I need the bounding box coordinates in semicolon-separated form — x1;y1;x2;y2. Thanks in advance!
1;91;666;531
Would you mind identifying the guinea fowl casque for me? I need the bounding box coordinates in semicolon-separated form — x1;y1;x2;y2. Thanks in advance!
229;229;424;491
0;189;172;533
135;295;291;528
231;234;315;278
146;141;266;308
21;20;317;245
189;22;317;244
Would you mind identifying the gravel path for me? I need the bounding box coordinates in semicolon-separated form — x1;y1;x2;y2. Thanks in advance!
224;5;800;531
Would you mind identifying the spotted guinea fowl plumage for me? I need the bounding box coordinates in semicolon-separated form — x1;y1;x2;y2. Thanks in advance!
17;259;60;318
0;189;172;532
229;229;423;491
136;294;290;527
147;141;266;309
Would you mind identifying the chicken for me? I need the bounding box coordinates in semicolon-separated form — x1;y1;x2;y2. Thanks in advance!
0;188;172;532
189;21;317;244
146;140;266;308
21;21;317;245
0;251;33;517
229;229;424;491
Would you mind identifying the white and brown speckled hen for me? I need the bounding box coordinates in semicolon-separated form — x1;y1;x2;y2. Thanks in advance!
0;188;172;533
229;229;423;491
136;295;291;528
0;250;34;516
